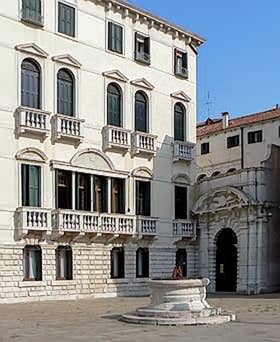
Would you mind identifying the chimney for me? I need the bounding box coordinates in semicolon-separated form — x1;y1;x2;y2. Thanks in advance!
222;112;229;129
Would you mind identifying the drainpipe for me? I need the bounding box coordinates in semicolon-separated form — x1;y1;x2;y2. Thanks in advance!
241;127;244;169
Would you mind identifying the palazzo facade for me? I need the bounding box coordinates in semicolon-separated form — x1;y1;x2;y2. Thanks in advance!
0;0;204;302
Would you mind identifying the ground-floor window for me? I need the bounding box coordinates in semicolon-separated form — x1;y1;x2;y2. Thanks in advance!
136;248;149;278
23;245;42;281
111;247;125;279
176;249;187;278
56;246;73;280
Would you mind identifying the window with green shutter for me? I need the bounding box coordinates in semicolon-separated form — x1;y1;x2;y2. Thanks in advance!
107;83;122;127
21;164;41;207
108;22;123;54
21;58;41;109
22;0;42;25
136;181;151;217
135;91;148;133
174;103;186;142
58;2;75;37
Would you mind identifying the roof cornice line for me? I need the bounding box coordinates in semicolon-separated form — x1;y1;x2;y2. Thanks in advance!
93;0;205;46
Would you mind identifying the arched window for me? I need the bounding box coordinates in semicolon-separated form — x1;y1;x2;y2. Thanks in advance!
56;246;73;280
57;68;75;116
135;91;148;132
111;247;125;279
136;248;149;278
174;103;186;142
212;171;221;177
22;0;42;24
23;245;42;281
21;58;41;109
227;168;237;174
176;248;187;278
197;174;207;182
107;83;122;127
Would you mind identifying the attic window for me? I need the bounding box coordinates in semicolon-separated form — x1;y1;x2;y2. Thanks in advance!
174;49;188;79
135;33;150;64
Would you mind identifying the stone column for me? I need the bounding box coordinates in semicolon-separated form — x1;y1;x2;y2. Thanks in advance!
237;222;249;294
198;215;209;279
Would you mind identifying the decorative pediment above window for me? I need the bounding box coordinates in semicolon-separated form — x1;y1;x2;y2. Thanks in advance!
131;78;154;90
70;148;115;171
172;174;191;185
15;147;47;163
52;54;81;68
102;70;129;83
131;166;153;179
171;91;191;102
15;43;48;58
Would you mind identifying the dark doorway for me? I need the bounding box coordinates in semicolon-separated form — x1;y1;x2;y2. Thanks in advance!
176;249;187;278
216;228;237;292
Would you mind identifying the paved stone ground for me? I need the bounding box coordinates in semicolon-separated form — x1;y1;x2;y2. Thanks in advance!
0;294;280;342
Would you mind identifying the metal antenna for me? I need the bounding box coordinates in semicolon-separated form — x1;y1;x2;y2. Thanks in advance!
205;91;212;118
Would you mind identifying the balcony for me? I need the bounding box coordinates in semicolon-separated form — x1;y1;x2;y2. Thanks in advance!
16;107;50;137
51;210;137;241
173;141;195;162
137;217;158;239
132;132;157;157
173;219;196;242
15;207;52;238
52;114;84;143
102;126;131;153
175;65;188;79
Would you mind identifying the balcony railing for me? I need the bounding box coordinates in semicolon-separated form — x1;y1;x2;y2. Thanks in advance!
16;107;50;137
132;132;157;156
52;114;84;143
137;217;158;238
102;126;131;152
52;210;137;236
16;207;52;237
173;141;195;161
173;219;196;239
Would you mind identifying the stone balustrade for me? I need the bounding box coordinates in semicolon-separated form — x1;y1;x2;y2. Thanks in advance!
173;141;195;161
137;217;158;238
52;114;84;143
132;131;157;156
16;106;50;137
173;219;196;239
102;125;131;152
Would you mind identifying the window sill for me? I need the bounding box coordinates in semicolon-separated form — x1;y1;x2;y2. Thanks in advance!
134;277;150;283
51;280;76;286
21;18;44;28
107;278;129;285
106;48;126;59
55;31;78;42
19;281;46;288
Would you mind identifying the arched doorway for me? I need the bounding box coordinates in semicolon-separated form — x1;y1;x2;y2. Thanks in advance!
176;249;187;278
216;228;237;292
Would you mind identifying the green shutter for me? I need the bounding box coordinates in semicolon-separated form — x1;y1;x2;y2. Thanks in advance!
108;22;113;50
28;165;41;207
182;53;188;69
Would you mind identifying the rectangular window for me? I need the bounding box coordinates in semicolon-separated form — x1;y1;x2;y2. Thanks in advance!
248;130;263;144
201;142;210;155
56;170;72;209
111;178;125;214
136;248;149;278
174;49;188;78
111;248;125;279
227;135;240;149
23;246;42;281
108;22;123;54
56;247;73;280
175;186;187;220
136;181;151;217
58;2;75;37
21;164;41;207
135;33;150;64
22;0;42;25
76;173;91;211
93;176;108;213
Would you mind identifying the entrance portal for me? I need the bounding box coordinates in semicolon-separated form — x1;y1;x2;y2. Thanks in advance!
216;228;237;292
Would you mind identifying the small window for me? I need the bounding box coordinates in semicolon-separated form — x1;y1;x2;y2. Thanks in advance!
135;91;148;133
76;173;91;212
176;249;187;278
136;181;151;217
57;68;75;116
93;176;108;213
58;2;75;37
227;135;239;149
23;245;42;281
135;33;150;64
248;130;262;144
278;126;280;138
212;171;221;177
174;49;188;79
21;164;41;207
22;0;42;25
111;178;125;214
108;22;123;54
111;247;125;279
201;142;210;155
136;248;149;278
174;103;186;142
197;174;207;182
175;186;187;220
56;170;72;209
227;168;236;174
107;83;122;127
56;246;73;280
21;58;41;109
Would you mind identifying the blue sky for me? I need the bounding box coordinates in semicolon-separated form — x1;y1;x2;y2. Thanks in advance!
129;0;280;122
